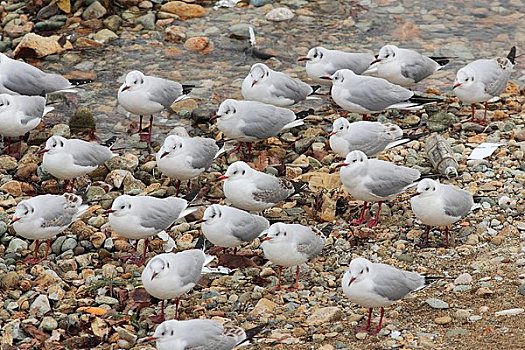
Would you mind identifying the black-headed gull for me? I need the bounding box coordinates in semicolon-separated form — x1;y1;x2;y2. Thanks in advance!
338;150;420;227
410;178;474;247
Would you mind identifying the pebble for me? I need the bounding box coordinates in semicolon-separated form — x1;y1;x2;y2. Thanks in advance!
495;308;524;316
434;316;452;325
6;238;28;253
306;307;343;325
30;295;51;317
82;1;107;20
265;7;295;21
454;273;473;285
40;316;58;331
425;298;449;309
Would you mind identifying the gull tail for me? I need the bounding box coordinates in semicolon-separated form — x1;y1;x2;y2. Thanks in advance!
429;56;454;67
290;180;308;196
507;46;516;64
236;324;267;347
43;106;55;117
184;188;200;203
295;108;315;119
214;139;227;159
309;85;322;95
282;119;304;130
385;138;410;150
69;78;93;86
182;84;195;95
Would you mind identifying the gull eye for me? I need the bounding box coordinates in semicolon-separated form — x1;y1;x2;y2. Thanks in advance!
233;170;237;175
242;170;246;175
313;53;317;58
465;77;469;81
120;205;125;209
352;159;357;163
424;187;430;191
161;332;165;336
171;330;174;336
360;269;364;274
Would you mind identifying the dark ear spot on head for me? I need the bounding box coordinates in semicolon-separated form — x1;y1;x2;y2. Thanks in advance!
366;267;369;272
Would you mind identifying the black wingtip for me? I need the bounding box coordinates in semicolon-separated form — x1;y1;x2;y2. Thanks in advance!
194;235;206;250
310;85;322;95
295;108;315;119
408;95;442;105
183;188;200;202
69;78;93;86
429;56;454;66
406;131;430;141
236;324;267;346
182;84;195;95
291;180;308;196
102;136;118;148
507;46;516;64
39;90;47;98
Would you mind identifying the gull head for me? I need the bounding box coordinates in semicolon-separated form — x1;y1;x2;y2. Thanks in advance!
248;63;269;87
107;195;133;217
343;257;372;286
148;256;170;280
220;161;253;181
415;178;438;197
0;94;13;112
329;69;355;85
121;70;145;92
151;320;183;346
202;205;222;225
453;68;475;90
11;200;36;225
374;44;398;64
216;99;239;120
299;46;327;64
330;117;350;136
158;135;183;159
261;222;288;244
339;150;368;168
42;136;67;155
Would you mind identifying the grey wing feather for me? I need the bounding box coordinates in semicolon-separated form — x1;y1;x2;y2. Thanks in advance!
239;104;295;139
4;60;70;95
349;78;413;111
272;73;312;103
187;138;219;170
400;55;437;83
172;250;206;287
296;233;324;259
68;140;113;167
146;76;183;108
331;53;375;75
372;264;425;301
229;214;269;242
442;185;473;218
38;196;76;228
252;176;294;204
346;122;399;156
176;319;225;349
138;197;187;231
16;96;46;125
366;161;420;198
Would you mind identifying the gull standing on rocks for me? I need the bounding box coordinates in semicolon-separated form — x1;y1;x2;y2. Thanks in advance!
329;117;409;157
41;136;114;192
11;193;86;263
0;53;89;95
215;98;308;157
143;319;264;350
117;70;194;143
363;45;450;87
156;134;223;195
107;195;196;265
324;69;440;120
141;250;212;323
342;257;427;335
410;178;474;247
0;94;54;157
241;63;318;107
199;204;269;254
219;161;305;212
261;222;324;291
298;46;375;84
453;46;515;124
338;150;420;227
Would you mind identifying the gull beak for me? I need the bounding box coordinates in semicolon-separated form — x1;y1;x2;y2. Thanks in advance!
328;131;336;136
195;219;206;224
453;83;461;89
297;56;310;62
10;217;20;224
370;58;381;65
410;191;421;198
121;85;130;92
104;209;115;214
151;271;158;281
320;75;332;81
139;336;157;343
218;175;228;180
210;114;219;121
335;162;348;168
251;80;257;87
37;149;49;155
348;276;356;286
261;236;272;242
159;151;170;159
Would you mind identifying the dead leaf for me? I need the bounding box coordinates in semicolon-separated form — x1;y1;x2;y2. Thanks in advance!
217;254;257;269
55;0;71;13
77;306;107;316
91;317;109;338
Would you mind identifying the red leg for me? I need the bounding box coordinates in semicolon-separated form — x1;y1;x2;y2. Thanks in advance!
443;226;449;247
174;298;180;319
229;142;244;156
471;104;475;119
17;137;23;159
483;102;488;125
175;180;181;197
140;238;148;265
294;265;300;290
355;308;373;333
186;179;191;193
148;115;153;144
272;266;283;291
44;239;52;260
372;307;385;335
366;202;382;228
233;247;237;255
139;115;143;131
24;240;40;264
351;202;368;225
362;114;370;121
245;143;253;161
149;299;166;324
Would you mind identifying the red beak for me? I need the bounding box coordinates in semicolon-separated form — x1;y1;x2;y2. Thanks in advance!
251;80;257;87
370;58;381;65
194;219;206;224
139;336;157;343
261;236;272;242
104;209;115;214
348;276;356;286
320;75;332;80
453;83;461;89
335;162;348;168
37;149;49;155
328;131;336;136
297;56;310;62
160;151;169;159
210;114;219;121
11;217;20;223
218;175;228;180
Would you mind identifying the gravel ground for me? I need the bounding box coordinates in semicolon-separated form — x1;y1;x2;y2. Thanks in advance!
0;1;525;349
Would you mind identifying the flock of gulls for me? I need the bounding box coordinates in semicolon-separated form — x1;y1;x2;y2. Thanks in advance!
0;39;518;349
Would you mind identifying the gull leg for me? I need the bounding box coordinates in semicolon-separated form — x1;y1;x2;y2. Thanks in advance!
270;266;283;292
233;247;237;255
148;115;153;145
175;180;181;197
174;298;180;319
362;114;370;121
44;239;52;260
443;226;450;247
366;202;382;228
186;179;191;193
355;308;373;333
139;115;143;131
350;202;368;225
245;143;253;162
139;238;148;266
482;102;488;125
149;299;166;324
294;265;300;290
371;307;385;335
17;137;23;159
24;240;40;264
471;104;475;120
229;142;243;156
417;226;431;248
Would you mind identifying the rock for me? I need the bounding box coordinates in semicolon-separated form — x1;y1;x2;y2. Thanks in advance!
249;298;278;316
30;295;51;317
454;273;473;285
123;173;146;194
445;328;469;337
165;26;186;43
13;33;73;58
106;169;132;188
519;282;525;296
476;287;494;296
116;326;137;344
495;308;524;316
0;155;18;171
355;332;367;340
137;13;156;30
40;316;58;331
265;7;294;22
514;129;525;142
184;37;213;54
250;0;273;6
103;15;123;32
51;124;70;138
426;111;458;132
434;316;452;325
34;20;65;31
306;307;342;325
61;237;78;252
69;107;96;135
6;238;28;253
1;180;22;196
160;1;207;19
16;163;38;180
106;154;139;172
426;298;449;309
94;29;118;43
95;295;119;305
4;19;34;39
454;309;471;320
82;1;107;20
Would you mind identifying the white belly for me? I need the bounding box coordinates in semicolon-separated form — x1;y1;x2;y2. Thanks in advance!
109;214;158;239
202;224;242;248
118;90;164;115
411;196;459;226
329;135;350;157
43;153;96;179
343;282;393;308
13;219;66;240
157;155;202;181
223;180;271;212
261;241;307;267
